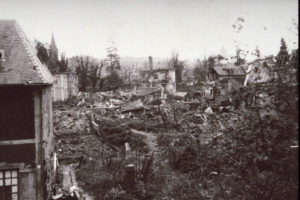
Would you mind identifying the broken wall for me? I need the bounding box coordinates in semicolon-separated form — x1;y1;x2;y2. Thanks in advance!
52;74;69;102
52;73;79;102
41;86;54;200
67;73;79;97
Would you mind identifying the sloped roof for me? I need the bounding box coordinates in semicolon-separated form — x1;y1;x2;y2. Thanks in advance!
0;20;54;85
214;63;247;76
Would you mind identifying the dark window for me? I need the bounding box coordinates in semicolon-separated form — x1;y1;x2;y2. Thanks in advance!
0;144;35;163
0;87;34;141
0;169;18;200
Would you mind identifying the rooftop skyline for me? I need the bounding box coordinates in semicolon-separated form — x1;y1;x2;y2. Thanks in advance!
0;0;298;60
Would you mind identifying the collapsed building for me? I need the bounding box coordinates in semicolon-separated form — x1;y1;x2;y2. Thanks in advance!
0;20;54;200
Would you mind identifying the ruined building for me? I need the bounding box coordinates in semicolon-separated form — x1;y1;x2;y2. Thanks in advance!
141;56;176;94
0;20;54;200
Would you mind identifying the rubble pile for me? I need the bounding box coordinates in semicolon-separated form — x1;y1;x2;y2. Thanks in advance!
54;109;106;164
53;91;153;165
52;89;243;199
54;90;240;163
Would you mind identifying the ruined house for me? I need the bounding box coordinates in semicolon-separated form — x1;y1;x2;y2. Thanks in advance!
0;20;54;200
139;56;176;95
207;63;247;84
206;63;247;99
150;68;176;94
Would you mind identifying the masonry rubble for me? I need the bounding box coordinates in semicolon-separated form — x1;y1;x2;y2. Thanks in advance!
52;86;241;197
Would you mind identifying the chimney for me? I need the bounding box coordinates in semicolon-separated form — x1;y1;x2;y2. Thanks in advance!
149;56;153;72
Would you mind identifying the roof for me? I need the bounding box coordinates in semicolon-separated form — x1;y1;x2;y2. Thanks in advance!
0;20;54;85
214;63;247;76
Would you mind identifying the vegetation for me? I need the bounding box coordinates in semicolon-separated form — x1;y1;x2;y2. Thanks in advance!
276;38;289;66
35;40;69;73
103;44;123;91
36;41;49;64
193;58;208;83
75;56;94;91
168;51;185;84
151;41;298;199
105;45;121;76
58;54;69;73
74;56;104;92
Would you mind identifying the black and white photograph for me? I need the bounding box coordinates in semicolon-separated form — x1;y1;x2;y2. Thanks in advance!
0;0;298;199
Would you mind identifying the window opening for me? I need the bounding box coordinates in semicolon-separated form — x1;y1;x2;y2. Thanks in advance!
0;169;18;200
0;50;4;60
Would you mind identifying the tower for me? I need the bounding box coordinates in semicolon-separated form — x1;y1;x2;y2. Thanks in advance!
49;33;58;62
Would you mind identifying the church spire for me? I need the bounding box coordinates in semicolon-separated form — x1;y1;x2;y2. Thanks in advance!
49;33;58;62
50;33;57;50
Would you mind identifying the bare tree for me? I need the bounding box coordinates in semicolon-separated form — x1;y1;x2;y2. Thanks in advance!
105;44;121;76
75;56;91;91
193;58;208;83
90;60;105;92
75;56;103;92
168;51;185;83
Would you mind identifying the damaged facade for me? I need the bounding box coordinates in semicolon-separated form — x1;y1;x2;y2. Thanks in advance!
140;56;176;95
0;20;54;200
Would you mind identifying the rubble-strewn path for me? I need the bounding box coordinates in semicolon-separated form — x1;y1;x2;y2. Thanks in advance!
61;164;95;200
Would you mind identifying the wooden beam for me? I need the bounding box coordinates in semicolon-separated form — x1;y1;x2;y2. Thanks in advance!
33;89;42;200
0;163;25;170
0;139;35;145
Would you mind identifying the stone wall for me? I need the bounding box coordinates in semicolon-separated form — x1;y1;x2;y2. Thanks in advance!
52;74;68;101
41;86;54;199
67;73;79;97
52;73;79;102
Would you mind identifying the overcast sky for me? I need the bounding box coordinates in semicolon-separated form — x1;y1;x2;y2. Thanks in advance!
0;0;298;60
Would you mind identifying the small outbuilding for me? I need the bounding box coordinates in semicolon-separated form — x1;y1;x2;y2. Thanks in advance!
0;20;54;200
